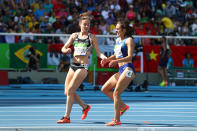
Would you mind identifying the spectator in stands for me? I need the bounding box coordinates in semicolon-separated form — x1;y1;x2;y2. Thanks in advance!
87;0;95;11
91;4;100;22
31;0;40;12
158;36;170;86
182;52;194;68
101;6;110;20
67;18;79;34
99;18;108;34
191;19;197;36
118;0;129;12
21;28;34;43
25;46;40;71
136;23;147;35
101;20;135;126
52;16;64;31
110;0;121;13
167;55;174;69
43;0;54;13
49;12;56;25
0;0;196;45
0;22;5;43
56;8;67;20
34;3;45;20
191;39;197;46
25;10;33;24
5;28;15;44
40;16;51;32
106;12;115;25
177;40;186;46
125;4;135;22
109;19;117;34
57;11;107;124
161;16;174;34
139;11;149;24
181;21;190;36
164;2;176;18
90;21;100;35
53;0;66;13
27;15;39;30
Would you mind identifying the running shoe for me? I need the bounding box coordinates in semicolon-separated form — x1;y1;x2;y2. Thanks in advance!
57;116;70;123
165;81;168;86
120;105;130;116
105;120;121;126
82;105;91;120
160;80;165;86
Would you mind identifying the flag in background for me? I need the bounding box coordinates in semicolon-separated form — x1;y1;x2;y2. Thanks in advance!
0;44;10;68
143;45;197;72
170;46;197;67
143;45;161;72
10;43;48;69
132;55;141;72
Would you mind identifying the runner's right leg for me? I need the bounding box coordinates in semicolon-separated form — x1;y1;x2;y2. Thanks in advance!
101;73;127;109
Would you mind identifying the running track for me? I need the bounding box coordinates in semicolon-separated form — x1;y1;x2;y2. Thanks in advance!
0;83;197;131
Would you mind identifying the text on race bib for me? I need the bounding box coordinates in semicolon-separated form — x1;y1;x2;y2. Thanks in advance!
74;43;88;56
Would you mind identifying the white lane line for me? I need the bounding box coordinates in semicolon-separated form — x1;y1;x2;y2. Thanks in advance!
0;119;196;121
1;101;197;103
0;126;196;130
1;107;197;109
1;103;197;106
0;111;197;113
0;115;197;117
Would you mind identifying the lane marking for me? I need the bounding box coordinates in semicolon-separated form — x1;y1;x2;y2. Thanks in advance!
1;106;197;109
1;115;197;117
0;119;196;121
143;121;151;124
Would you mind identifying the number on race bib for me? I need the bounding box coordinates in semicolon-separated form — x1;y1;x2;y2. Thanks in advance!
74;47;87;56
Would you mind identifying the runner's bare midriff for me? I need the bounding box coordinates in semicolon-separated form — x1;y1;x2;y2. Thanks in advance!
72;55;89;64
118;61;132;67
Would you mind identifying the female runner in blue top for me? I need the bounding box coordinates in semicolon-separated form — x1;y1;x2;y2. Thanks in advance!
101;20;135;126
57;11;107;123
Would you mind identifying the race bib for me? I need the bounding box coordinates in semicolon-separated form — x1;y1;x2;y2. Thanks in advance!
126;70;133;78
74;43;87;56
114;44;122;57
74;47;87;56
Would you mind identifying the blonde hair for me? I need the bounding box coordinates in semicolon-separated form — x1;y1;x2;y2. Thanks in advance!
79;11;91;22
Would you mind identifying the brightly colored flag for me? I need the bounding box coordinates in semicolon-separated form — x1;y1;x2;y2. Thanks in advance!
170;45;197;67
0;44;10;68
143;45;161;72
10;43;48;69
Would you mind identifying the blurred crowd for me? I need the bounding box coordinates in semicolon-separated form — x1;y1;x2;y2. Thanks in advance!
0;0;197;46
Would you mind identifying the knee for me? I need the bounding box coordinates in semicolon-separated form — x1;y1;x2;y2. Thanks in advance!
101;87;105;93
101;86;110;94
64;91;68;96
67;87;75;96
113;90;121;99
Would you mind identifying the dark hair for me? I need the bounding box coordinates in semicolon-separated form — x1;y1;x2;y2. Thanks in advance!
117;20;133;37
161;36;166;43
185;52;191;58
162;36;166;40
